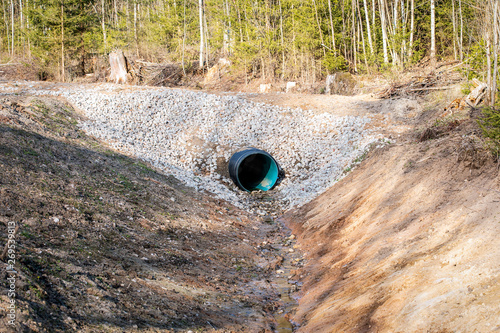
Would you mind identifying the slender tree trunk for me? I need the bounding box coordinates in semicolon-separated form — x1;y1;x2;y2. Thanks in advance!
264;0;270;77
358;0;369;72
134;1;139;57
265;0;270;33
363;0;374;54
114;0;118;27
26;0;30;57
279;0;285;79
380;0;389;63
452;0;457;60
10;0;14;56
19;0;23;51
392;0;399;66
430;0;436;66
3;0;10;55
486;37;492;104
182;0;186;74
126;0;130;42
409;0;414;59
244;2;249;41
204;0;209;67
223;0;231;54
199;0;204;69
352;0;357;72
327;0;336;52
372;0;376;45
292;4;297;76
459;0;463;61
341;0;347;59
312;0;326;56
61;1;65;82
243;1;249;41
226;0;231;49
491;0;498;106
402;0;408;64
102;0;107;52
236;0;243;43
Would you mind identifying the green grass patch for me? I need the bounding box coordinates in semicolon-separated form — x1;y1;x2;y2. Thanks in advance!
134;161;155;174
478;107;500;159
23;148;39;156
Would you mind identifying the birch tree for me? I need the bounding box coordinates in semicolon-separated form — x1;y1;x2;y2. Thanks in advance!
327;0;336;52
101;0;107;52
199;0;204;69
61;0;64;81
363;0;374;55
380;0;389;63
430;0;436;65
10;0;13;55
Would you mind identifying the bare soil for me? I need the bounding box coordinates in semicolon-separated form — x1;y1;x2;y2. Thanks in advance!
284;99;500;332
0;95;301;332
1;73;499;333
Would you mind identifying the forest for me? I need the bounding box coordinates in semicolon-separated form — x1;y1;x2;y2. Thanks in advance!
0;0;499;104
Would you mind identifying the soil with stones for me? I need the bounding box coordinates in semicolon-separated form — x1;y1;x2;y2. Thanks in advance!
1;74;499;333
0;95;301;332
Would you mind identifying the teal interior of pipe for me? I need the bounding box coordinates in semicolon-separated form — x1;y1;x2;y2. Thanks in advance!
255;158;278;191
237;153;279;191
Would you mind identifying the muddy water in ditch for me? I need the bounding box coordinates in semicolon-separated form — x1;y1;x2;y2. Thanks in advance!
247;194;302;332
271;224;303;332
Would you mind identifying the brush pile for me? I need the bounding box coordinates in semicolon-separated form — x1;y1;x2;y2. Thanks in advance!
378;61;464;99
129;60;184;86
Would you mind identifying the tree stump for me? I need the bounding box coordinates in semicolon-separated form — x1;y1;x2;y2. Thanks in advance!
325;73;356;95
109;50;129;84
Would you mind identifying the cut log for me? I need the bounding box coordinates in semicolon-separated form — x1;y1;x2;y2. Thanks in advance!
466;81;488;106
109;50;129;84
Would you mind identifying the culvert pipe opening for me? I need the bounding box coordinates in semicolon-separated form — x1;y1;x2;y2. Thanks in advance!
228;148;285;192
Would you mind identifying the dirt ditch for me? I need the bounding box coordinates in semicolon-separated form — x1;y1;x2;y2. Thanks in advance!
283;108;500;332
1;82;499;333
0;95;305;332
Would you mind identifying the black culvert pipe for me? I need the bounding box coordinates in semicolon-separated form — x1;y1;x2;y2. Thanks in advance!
228;148;285;192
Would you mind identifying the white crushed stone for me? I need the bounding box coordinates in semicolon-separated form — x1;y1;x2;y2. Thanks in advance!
3;82;384;213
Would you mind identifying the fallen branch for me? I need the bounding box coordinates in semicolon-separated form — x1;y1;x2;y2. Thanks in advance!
409;85;456;92
0;61;20;66
377;62;464;99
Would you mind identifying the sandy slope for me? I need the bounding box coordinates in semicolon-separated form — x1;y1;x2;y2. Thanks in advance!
285;105;500;332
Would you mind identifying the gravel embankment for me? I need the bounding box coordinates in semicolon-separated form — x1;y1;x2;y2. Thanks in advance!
15;83;383;213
